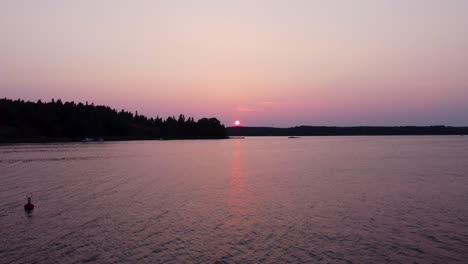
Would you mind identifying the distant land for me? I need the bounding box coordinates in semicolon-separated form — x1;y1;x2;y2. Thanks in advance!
227;126;468;136
2;98;467;143
0;98;226;143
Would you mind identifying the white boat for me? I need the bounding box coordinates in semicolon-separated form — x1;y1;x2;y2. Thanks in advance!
81;137;104;142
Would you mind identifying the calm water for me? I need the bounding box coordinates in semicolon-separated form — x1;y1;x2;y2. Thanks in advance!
1;137;468;263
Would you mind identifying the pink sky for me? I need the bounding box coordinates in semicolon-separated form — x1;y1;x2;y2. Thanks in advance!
1;1;468;126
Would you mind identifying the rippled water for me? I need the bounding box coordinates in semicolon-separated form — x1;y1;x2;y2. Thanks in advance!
1;137;468;263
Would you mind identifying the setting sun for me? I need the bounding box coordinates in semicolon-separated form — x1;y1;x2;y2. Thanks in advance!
235;120;241;126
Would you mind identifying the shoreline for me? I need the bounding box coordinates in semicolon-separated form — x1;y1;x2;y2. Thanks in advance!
1;134;466;144
0;136;229;144
227;126;468;137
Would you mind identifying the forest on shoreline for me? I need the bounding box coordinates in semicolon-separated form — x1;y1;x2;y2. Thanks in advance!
0;98;227;142
2;98;466;143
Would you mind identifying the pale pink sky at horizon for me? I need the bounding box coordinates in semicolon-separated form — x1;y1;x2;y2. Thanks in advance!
1;0;468;127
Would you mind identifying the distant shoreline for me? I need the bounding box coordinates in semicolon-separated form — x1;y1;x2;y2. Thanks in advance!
1;133;466;144
227;126;468;137
2;134;466;144
0;136;228;144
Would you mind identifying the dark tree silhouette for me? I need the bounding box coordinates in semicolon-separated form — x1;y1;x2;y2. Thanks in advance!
227;125;468;136
0;98;227;142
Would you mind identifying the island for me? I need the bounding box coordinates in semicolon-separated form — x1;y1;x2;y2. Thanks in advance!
227;126;468;136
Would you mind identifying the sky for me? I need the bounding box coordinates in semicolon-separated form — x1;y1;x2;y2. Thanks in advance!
1;0;468;127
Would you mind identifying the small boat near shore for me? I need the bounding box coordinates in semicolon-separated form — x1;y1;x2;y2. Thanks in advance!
288;136;300;139
81;137;104;143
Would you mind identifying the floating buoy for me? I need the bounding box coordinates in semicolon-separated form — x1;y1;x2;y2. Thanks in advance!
24;193;34;211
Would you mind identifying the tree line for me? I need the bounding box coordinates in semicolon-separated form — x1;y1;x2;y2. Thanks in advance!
0;98;227;142
227;125;468;136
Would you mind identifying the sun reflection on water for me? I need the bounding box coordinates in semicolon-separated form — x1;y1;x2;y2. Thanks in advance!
227;140;255;228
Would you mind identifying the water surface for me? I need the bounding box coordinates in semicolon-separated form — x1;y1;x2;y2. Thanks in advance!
1;137;467;263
